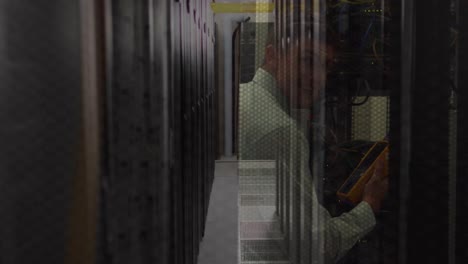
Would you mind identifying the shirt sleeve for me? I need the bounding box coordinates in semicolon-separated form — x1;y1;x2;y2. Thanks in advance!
299;132;376;263
322;200;376;263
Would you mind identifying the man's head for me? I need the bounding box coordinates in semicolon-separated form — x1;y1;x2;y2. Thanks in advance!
262;27;335;109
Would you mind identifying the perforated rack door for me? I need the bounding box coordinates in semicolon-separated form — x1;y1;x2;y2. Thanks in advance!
101;0;216;264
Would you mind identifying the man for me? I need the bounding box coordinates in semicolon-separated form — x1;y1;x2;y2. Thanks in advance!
238;28;388;263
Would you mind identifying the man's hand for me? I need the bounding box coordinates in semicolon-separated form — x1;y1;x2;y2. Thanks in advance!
362;156;389;213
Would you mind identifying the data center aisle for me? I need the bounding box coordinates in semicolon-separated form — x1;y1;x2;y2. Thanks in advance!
238;161;289;264
198;159;288;264
198;159;239;264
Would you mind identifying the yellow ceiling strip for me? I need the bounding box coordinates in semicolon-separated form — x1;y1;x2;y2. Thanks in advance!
210;3;275;13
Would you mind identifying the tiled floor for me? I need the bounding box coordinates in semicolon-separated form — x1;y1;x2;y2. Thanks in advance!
198;159;288;264
239;161;288;264
198;160;239;264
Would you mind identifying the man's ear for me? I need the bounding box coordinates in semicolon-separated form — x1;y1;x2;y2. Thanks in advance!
264;44;276;68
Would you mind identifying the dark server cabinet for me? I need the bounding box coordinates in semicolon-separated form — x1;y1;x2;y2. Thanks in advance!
0;1;82;263
404;1;452;263
180;1;194;263
457;1;468;262
269;0;468;263
101;0;215;264
171;2;185;264
103;1;156;263
0;0;215;263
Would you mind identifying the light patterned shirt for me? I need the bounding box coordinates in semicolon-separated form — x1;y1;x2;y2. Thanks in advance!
238;68;376;263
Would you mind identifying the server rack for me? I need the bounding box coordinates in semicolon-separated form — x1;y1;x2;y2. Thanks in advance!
272;0;398;263
100;0;216;264
405;1;451;263
0;1;84;263
170;2;184;264
1;1;213;264
271;0;467;263
457;1;468;263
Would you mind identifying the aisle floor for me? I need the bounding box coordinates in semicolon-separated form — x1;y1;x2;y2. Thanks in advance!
198;158;288;264
198;159;239;264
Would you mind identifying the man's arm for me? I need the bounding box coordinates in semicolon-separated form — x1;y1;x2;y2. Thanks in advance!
303;137;388;263
320;198;376;263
